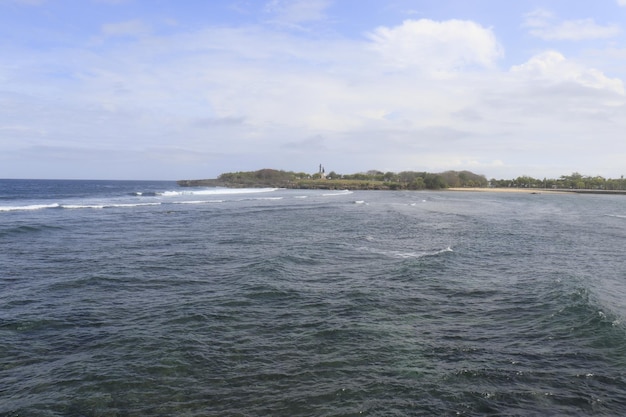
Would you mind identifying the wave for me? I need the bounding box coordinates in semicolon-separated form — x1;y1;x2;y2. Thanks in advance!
1;186;282;213
1;201;167;212
61;202;162;209
0;224;64;237
548;284;625;343
159;188;278;197
323;190;353;196
0;203;60;212
173;200;224;205
130;191;159;196
361;245;453;259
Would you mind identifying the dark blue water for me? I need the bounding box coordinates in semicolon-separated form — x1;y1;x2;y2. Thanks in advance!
1;179;626;416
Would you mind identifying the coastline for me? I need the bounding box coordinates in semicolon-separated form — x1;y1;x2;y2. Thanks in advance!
447;187;626;195
447;187;558;194
176;178;626;195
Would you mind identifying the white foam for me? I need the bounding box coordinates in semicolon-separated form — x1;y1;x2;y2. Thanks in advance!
107;203;161;208
161;187;278;197
174;200;224;204
62;204;105;209
61;202;161;209
160;191;184;197
0;203;60;212
323;190;353;196
361;246;453;259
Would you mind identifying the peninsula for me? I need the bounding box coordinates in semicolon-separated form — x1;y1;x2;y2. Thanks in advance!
178;169;626;193
177;168;487;190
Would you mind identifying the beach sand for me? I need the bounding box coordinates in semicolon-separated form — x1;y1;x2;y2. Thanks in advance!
447;187;561;194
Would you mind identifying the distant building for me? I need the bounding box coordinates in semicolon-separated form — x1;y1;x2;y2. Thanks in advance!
318;164;326;179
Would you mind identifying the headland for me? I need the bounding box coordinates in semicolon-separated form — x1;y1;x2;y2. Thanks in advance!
177;169;626;194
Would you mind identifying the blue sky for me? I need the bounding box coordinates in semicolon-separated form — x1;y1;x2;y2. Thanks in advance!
1;0;625;180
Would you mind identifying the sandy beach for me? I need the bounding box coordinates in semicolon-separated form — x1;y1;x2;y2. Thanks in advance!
447;187;561;194
448;187;626;195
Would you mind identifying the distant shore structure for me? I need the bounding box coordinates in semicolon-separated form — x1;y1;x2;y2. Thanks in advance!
318;164;326;179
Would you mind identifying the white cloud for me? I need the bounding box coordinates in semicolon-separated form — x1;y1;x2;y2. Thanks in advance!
523;9;553;27
510;51;625;94
524;9;621;40
264;0;331;26
3;14;626;180
101;19;150;38
462;52;626;172
618;0;626;6
367;19;503;73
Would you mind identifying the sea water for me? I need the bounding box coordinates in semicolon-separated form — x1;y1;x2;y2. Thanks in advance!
1;179;626;416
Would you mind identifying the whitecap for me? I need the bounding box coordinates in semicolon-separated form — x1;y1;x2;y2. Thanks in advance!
359;246;453;259
174;200;224;204
61;202;161;209
323;190;353;196
0;203;60;212
106;203;161;208
62;204;105;209
161;187;278;197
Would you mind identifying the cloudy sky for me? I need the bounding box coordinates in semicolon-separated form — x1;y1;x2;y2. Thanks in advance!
1;0;625;180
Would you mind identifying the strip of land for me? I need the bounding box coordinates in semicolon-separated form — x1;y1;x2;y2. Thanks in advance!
177;169;626;194
448;187;626;195
448;187;556;194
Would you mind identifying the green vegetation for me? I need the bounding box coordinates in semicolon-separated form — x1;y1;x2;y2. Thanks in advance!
177;168;488;190
178;169;626;192
489;172;626;190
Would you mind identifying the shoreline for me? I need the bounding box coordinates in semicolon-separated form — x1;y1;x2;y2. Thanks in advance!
447;187;557;194
447;187;626;195
176;179;626;195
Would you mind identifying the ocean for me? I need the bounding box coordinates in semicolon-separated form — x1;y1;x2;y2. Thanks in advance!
1;179;625;416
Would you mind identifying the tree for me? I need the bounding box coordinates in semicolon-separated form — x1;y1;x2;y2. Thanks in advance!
408;177;426;190
424;174;446;189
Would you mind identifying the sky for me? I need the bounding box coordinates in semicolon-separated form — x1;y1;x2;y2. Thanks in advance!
1;0;626;180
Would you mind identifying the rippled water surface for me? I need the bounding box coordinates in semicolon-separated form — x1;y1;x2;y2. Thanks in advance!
1;180;626;416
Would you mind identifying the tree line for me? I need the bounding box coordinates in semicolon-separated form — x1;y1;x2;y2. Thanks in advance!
490;172;626;190
180;169;626;191
212;169;488;190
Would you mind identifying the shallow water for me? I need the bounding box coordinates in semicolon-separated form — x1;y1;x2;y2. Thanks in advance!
1;180;626;416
